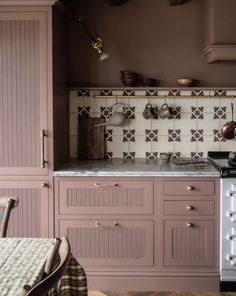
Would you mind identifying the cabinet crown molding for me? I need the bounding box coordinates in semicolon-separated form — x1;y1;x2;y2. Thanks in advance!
0;0;57;6
202;45;236;63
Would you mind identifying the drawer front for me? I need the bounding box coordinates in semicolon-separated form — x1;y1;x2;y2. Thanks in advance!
59;219;154;267
163;200;215;215
57;180;153;215
162;180;215;197
163;220;215;267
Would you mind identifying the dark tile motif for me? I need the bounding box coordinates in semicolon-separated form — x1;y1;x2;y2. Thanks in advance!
123;90;135;96
123;152;135;159
168;90;181;96
213;129;226;142
214;89;226;96
191;129;204;142
123;129;135;142
145;129;158;142
100;106;113;119
191;90;204;96
146;90;158;96
100;90;113;96
152;106;159;119
104;152;113;159
105;129;113;142
77;106;90;118
191;107;204;119
168;129;181;142
123;106;135;119
171;152;181;158
191;152;204;159
77;89;90;97
146;152;158;159
169;106;181;119
214;107;226;119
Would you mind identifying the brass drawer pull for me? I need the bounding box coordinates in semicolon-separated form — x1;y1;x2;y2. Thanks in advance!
40;129;47;168
41;183;48;188
95;222;119;228
187;186;194;191
186;205;194;211
186;223;194;228
95;183;118;188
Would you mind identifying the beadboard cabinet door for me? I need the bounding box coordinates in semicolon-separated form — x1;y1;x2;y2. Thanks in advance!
0;9;50;175
163;220;215;267
0;180;49;238
59;219;154;267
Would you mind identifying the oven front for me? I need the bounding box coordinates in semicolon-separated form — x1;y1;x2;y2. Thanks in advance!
220;178;236;290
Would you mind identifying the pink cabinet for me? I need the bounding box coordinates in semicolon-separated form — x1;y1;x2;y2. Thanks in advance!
59;219;154;267
0;9;50;175
55;176;220;291
0;180;49;237
56;178;153;215
163;220;215;267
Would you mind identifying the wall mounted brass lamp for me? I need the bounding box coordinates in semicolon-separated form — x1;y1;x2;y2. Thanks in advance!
78;17;109;62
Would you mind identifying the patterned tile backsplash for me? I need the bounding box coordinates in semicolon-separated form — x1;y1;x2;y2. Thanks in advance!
70;88;236;159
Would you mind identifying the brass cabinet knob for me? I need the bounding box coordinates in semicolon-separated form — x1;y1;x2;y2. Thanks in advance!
41;183;48;188
186;205;194;211
186;222;193;228
187;185;194;191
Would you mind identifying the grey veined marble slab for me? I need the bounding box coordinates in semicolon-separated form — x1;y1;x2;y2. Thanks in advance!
53;158;220;177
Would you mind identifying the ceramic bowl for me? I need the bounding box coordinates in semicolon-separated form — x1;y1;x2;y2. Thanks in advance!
177;78;193;87
160;152;172;161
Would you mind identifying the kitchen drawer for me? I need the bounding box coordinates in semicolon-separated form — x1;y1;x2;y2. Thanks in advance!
59;219;154;267
163;200;215;216
57;179;153;215
163;219;215;267
162;180;215;197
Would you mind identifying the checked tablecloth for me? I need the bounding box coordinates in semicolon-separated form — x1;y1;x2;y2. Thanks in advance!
0;238;87;296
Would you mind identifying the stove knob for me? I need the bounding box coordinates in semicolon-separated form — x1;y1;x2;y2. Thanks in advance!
226;191;233;197
226;211;233;217
226;254;233;261
226;234;233;240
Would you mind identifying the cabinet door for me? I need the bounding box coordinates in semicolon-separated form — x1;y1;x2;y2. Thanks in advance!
59;219;154;267
0;10;49;175
0;180;49;237
163;220;215;267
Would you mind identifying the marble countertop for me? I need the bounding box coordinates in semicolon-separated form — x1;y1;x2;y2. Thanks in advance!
53;158;220;177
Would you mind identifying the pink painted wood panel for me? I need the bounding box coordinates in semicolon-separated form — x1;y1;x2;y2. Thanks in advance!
59;219;154;267
0;180;49;237
58;180;153;215
0;11;48;175
163;200;215;215
163;220;215;267
162;180;215;197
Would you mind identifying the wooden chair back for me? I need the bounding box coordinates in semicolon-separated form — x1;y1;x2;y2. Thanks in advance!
0;196;19;237
23;236;71;296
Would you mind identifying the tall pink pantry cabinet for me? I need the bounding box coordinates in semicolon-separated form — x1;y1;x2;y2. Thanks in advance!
0;0;69;237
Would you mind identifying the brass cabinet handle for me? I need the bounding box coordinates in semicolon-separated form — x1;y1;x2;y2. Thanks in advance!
186;205;194;211
40;130;47;168
41;183;48;188
95;222;119;228
94;183;118;188
187;185;194;191
186;222;194;228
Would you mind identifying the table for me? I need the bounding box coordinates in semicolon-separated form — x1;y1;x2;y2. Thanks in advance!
0;238;87;296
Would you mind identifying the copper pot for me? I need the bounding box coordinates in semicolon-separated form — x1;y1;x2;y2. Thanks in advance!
221;102;236;140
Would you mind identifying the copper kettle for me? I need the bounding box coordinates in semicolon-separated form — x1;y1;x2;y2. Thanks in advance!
220;102;236;140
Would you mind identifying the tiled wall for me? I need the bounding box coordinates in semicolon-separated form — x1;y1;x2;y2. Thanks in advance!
70;88;236;159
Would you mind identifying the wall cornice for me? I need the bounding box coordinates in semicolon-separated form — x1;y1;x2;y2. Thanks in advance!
0;0;57;6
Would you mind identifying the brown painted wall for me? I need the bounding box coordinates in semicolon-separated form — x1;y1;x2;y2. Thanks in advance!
68;0;236;87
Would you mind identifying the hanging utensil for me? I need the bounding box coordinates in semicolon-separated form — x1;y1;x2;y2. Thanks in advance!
221;101;236;140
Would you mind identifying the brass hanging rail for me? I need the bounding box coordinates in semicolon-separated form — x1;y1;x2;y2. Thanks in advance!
93;95;236;99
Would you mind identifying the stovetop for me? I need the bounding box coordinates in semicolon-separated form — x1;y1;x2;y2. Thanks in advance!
208;151;236;177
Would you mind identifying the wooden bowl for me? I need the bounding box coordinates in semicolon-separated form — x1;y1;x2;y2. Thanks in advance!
177;78;193;87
